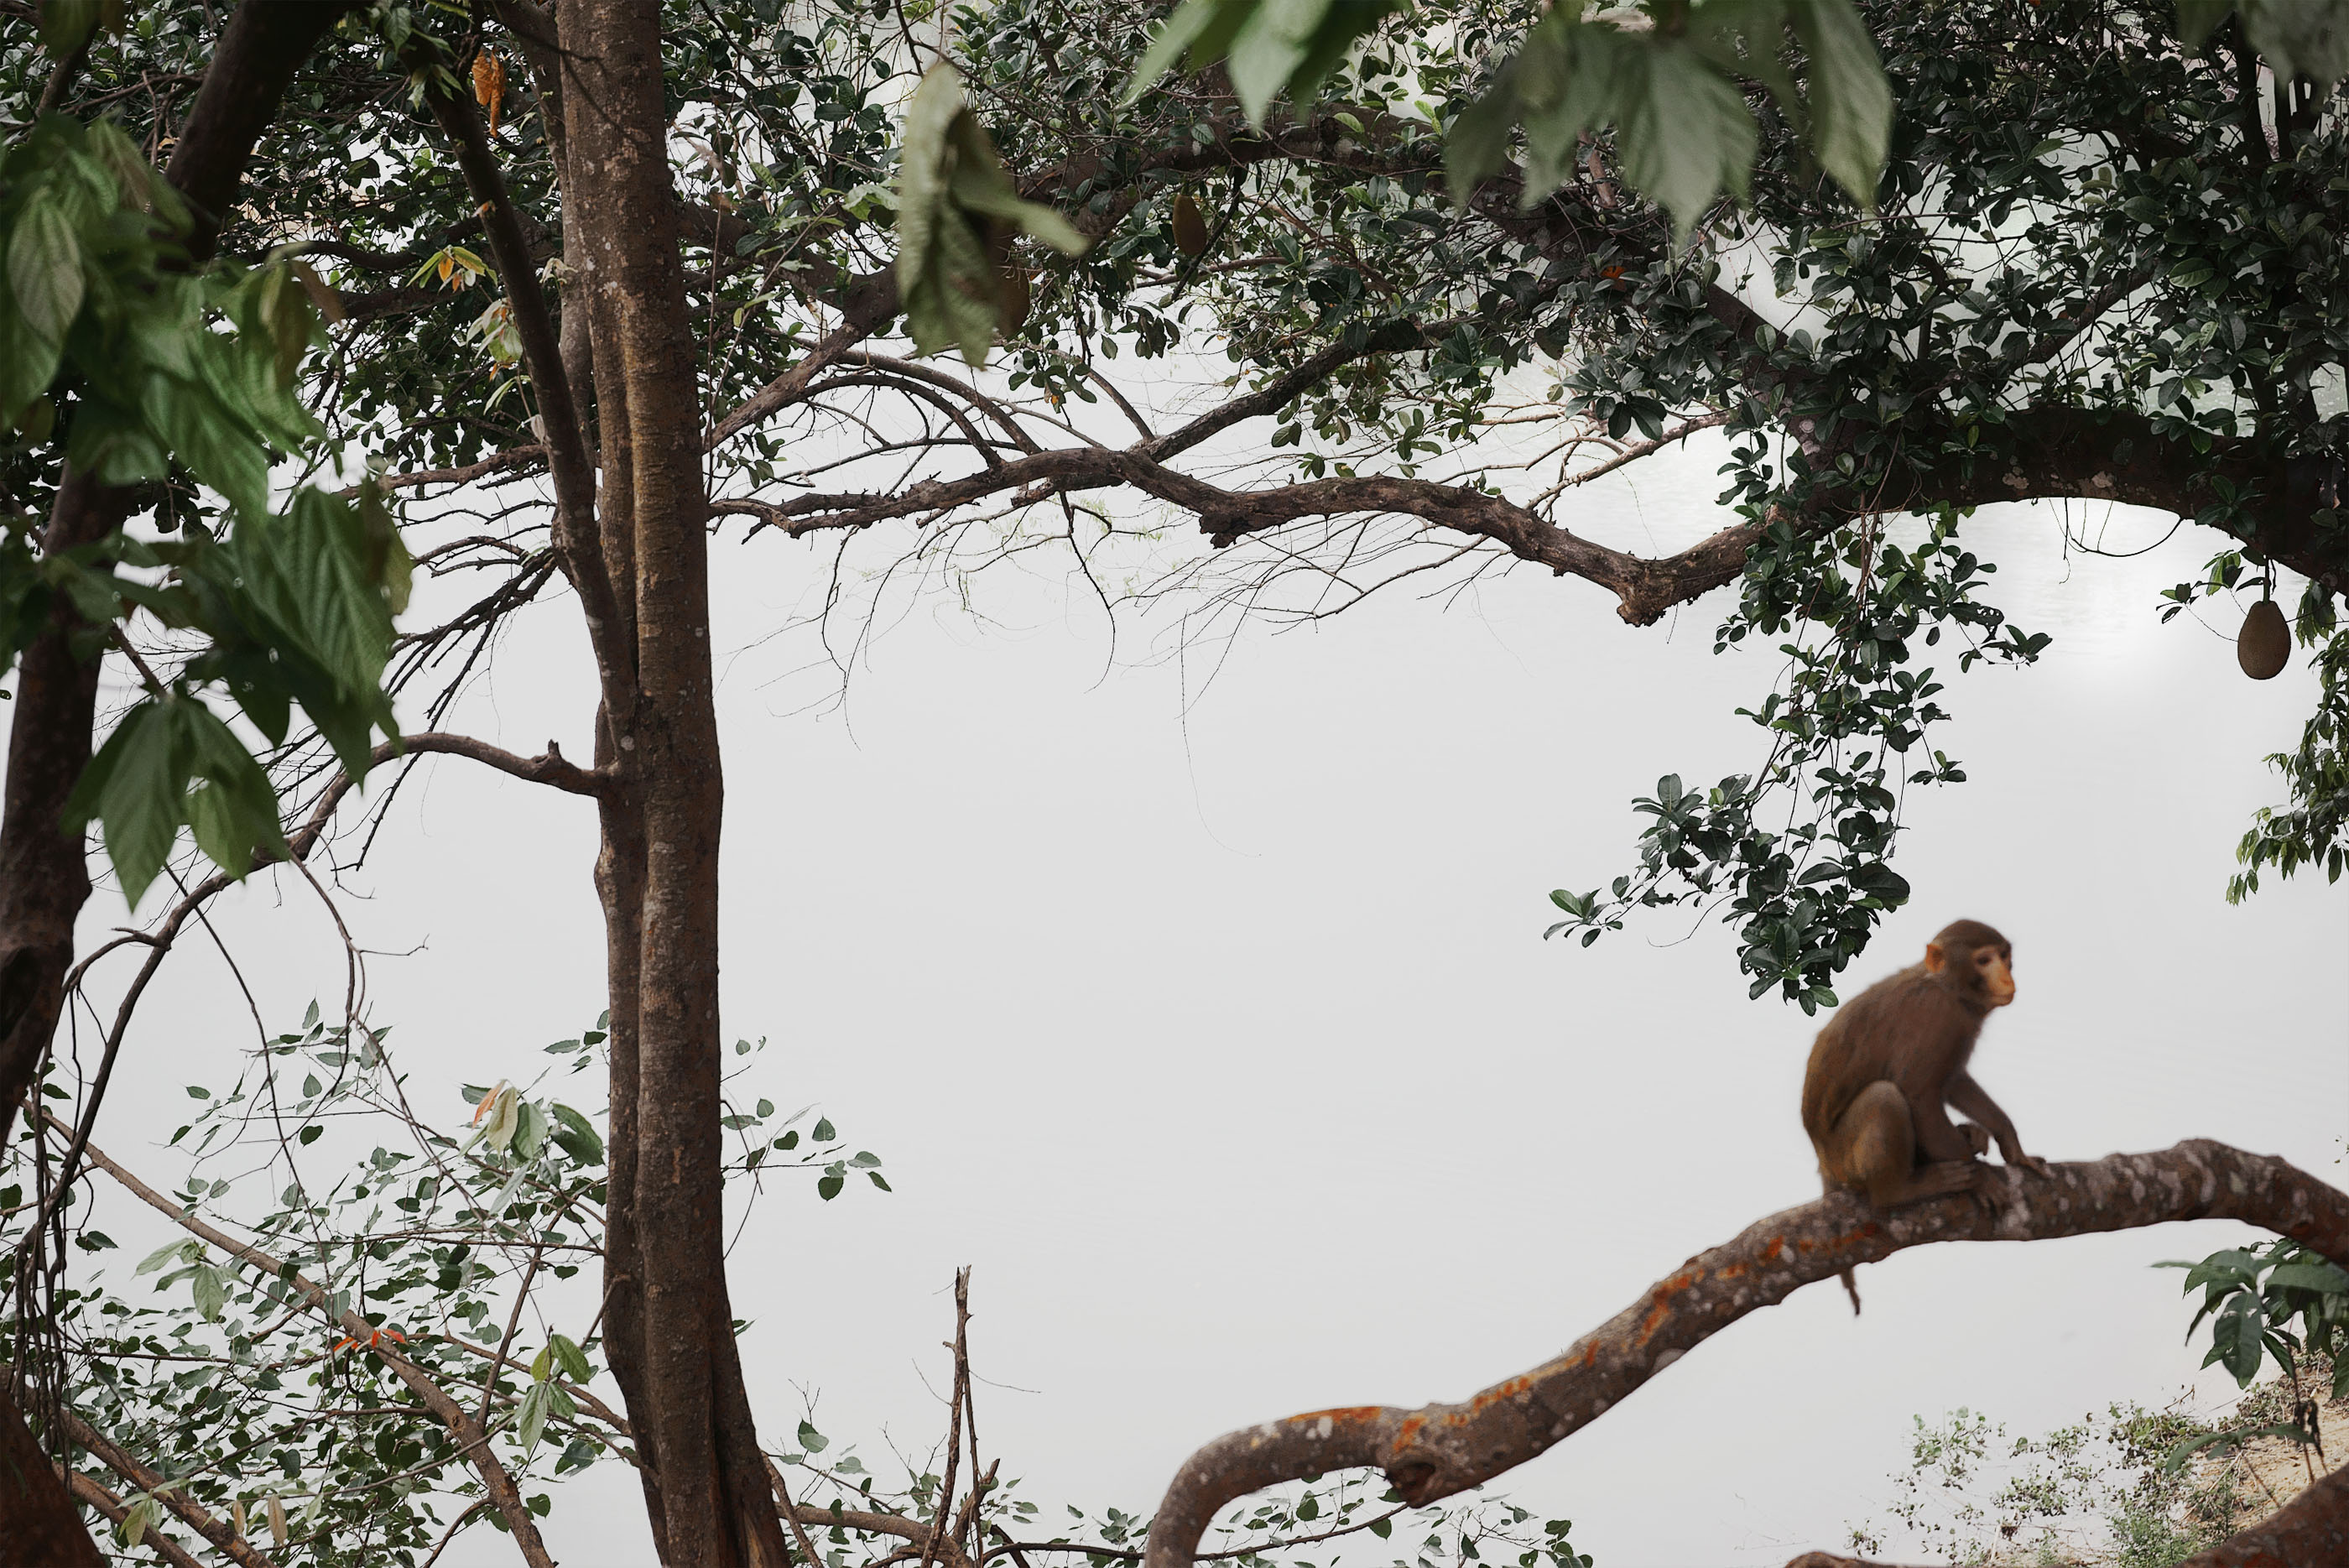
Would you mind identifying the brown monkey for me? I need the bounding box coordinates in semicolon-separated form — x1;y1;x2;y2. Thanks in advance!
1800;919;2049;1313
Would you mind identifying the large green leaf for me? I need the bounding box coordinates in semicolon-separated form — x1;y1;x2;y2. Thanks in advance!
6;191;86;348
63;699;180;904
1449;1;1887;238
1124;0;1403;126
1616;41;1757;237
894;65;1087;366
2181;2;2349;88
181;700;290;877
1787;0;1893;207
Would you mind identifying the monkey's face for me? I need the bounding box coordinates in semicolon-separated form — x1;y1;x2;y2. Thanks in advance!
1974;945;2015;1008
1925;938;2016;1007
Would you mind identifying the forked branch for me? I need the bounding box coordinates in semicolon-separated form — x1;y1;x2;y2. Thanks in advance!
1141;1142;2349;1568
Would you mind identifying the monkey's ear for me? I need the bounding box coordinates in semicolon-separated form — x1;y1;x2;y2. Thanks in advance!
1923;942;1946;975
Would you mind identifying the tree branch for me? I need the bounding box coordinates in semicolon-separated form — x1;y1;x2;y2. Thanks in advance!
398;731;607;795
61;1469;207;1568
63;1122;560;1568
1141;1142;2349;1568
768;443;1760;626
32;1391;283;1568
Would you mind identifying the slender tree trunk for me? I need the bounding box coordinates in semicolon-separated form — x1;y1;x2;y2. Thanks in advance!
556;4;788;1564
0;6;347;1552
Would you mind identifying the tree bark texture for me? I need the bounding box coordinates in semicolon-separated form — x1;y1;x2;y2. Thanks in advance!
555;3;786;1565
1143;1143;2349;1568
0;6;346;1556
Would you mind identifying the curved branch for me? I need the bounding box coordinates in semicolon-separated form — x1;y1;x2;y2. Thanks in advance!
1141;1141;2349;1568
62;1469;206;1568
398;732;607;796
770;444;1760;626
34;1392;282;1568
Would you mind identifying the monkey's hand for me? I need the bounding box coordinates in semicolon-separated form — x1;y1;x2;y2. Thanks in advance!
1958;1123;1993;1159
1999;1145;2050;1176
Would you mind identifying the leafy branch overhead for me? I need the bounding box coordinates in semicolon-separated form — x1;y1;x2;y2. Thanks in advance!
0;114;409;904
1126;0;1892;238
894;65;1089;366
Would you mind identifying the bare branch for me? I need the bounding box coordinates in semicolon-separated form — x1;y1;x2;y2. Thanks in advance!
398;731;608;796
1141;1142;2349;1568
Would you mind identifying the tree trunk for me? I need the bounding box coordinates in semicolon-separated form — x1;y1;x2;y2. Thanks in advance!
0;5;346;1553
555;3;789;1564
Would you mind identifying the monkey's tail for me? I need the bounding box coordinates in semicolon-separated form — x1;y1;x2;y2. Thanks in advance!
1838;1268;1862;1315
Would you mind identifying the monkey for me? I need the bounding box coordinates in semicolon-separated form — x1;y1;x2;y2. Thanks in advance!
1800;919;2049;1314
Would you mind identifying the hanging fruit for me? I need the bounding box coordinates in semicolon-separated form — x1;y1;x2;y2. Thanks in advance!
2237;597;2289;680
1171;191;1208;257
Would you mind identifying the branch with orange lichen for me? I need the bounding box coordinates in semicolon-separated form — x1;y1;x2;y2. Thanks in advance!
1140;1141;2349;1568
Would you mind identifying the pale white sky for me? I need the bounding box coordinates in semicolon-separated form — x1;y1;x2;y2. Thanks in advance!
27;423;2348;1565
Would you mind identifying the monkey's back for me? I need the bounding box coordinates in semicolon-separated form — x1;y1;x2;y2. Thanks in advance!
1800;964;1947;1147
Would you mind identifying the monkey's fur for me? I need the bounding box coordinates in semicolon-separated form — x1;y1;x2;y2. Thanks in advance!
1800;919;2047;1313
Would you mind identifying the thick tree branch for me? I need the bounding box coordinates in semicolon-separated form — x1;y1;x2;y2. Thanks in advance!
31;1391;284;1568
1141;1142;2349;1568
1909;406;2347;598
62;1469;206;1568
769;442;1759;626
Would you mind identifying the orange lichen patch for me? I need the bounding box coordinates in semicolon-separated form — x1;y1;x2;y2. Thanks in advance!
1636;1271;1700;1343
1466;1380;1540;1417
1793;1221;1881;1258
1285;1406;1384;1429
1395;1414;1427;1447
1727;1236;1787;1272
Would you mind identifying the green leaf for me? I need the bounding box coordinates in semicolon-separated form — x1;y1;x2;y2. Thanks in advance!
38;0;107;55
549;1332;592;1383
895;65;1089;366
1123;0;1257;106
1787;0;1893;209
518;1379;551;1452
64;699;180;904
812;1117;835;1142
135;1239;194;1276
818;1174;845;1201
1615;41;1756;241
2240;0;2349;88
2175;0;2235;50
549;1102;604;1166
797;1420;829;1453
180;700;288;878
1445;60;1524;209
1122;0;1399;127
190;1263;226;1322
8;192;86;347
2265;1261;2349;1294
